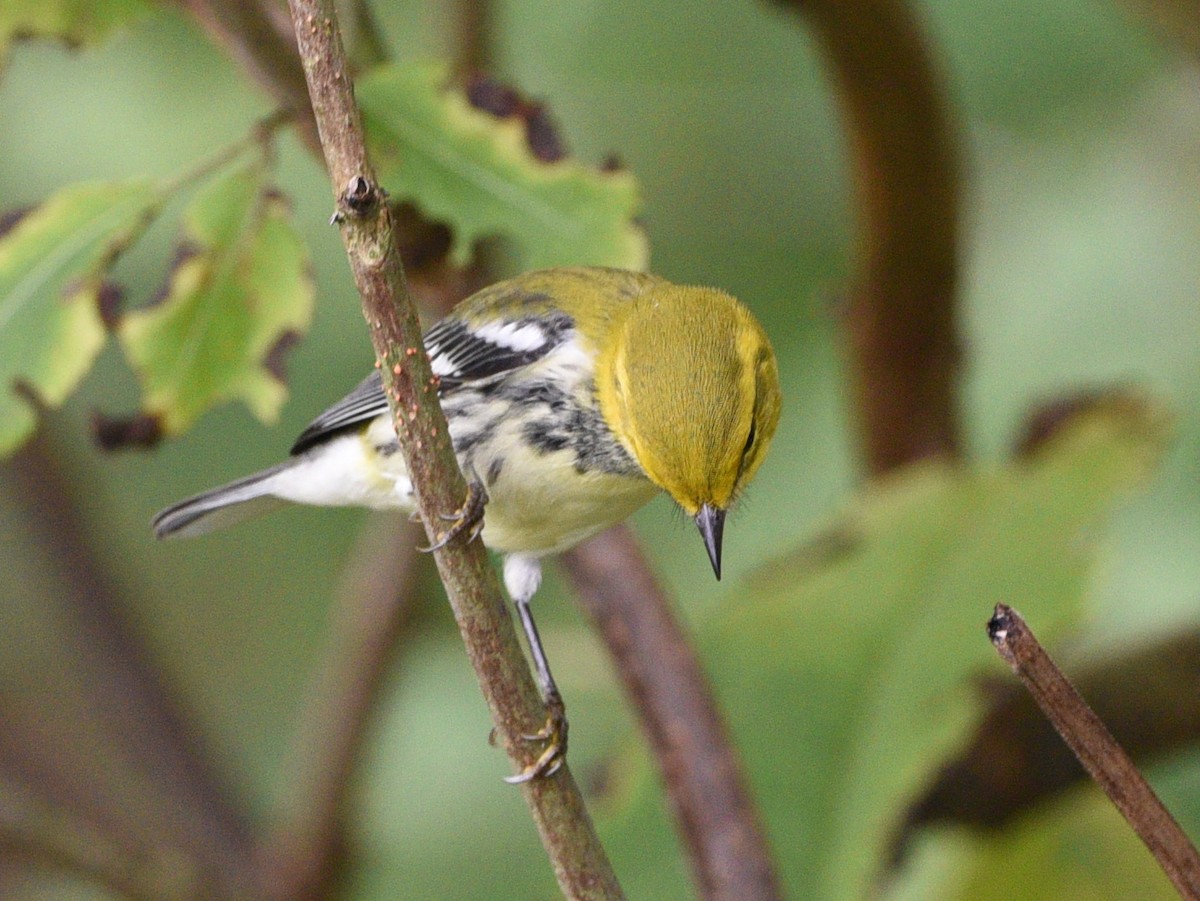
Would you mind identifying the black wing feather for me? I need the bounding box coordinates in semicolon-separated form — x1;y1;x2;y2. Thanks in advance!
290;371;388;454
289;311;574;455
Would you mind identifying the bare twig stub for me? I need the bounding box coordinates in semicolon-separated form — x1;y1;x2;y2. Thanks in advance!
988;604;1200;899
283;1;623;897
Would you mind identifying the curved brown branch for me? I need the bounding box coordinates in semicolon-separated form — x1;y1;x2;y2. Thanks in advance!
283;2;623;896
774;0;963;473
563;527;782;901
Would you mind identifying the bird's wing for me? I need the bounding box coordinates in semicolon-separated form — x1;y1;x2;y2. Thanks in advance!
289;310;575;455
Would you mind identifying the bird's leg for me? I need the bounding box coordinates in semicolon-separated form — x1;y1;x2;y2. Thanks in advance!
504;593;568;783
420;479;488;552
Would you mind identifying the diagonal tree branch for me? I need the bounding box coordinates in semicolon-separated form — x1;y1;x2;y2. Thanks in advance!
987;605;1200;898
282;2;623;896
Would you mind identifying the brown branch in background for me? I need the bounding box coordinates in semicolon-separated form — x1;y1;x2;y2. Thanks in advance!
987;605;1200;899
284;1;624;896
259;515;424;901
1117;0;1200;58
172;0;321;151
563;527;782;901
448;0;493;77
773;0;963;474
0;783;167;901
1;428;260;899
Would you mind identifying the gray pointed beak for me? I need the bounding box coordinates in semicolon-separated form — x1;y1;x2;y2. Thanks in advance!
695;503;726;580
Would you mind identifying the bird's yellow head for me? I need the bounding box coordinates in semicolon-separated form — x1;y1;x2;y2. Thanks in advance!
596;284;781;578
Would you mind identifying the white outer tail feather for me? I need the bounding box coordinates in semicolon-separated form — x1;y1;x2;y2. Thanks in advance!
153;432;414;539
152;462;295;539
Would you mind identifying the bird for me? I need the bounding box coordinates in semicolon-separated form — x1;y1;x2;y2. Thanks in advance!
153;266;781;780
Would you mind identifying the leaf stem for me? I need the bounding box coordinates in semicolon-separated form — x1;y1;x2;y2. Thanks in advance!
161;108;293;197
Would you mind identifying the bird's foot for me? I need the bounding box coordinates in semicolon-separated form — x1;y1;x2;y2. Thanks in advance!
503;690;568;784
420;479;487;552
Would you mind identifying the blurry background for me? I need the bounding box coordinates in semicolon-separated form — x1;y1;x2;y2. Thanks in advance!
1;0;1199;898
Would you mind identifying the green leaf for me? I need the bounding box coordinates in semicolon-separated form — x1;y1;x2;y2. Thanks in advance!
0;0;151;64
119;167;314;435
604;397;1171;901
0;179;163;455
358;62;648;272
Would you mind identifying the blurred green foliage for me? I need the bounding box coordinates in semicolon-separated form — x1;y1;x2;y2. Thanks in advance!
1;1;1199;899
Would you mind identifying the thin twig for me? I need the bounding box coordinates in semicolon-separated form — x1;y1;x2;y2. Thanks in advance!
773;0;963;474
988;604;1200;899
283;2;624;897
563;526;782;901
162;108;294;196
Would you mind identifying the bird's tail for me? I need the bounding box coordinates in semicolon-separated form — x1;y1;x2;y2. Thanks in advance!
152;462;294;539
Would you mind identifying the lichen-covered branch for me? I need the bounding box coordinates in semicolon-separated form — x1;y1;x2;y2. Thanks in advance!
282;1;623;896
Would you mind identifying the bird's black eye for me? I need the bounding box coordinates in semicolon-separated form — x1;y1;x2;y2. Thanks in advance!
742;417;757;459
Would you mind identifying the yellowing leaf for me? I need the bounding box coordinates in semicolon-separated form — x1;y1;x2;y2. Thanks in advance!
358;62;648;272
0;179;163;455
119;168;314;434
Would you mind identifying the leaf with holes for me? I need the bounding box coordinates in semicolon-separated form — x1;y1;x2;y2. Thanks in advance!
359;62;648;272
0;179;163;455
119;166;313;435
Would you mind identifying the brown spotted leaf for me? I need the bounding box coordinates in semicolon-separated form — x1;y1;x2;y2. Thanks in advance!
0;179;163;455
359;62;648;272
118;167;313;435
